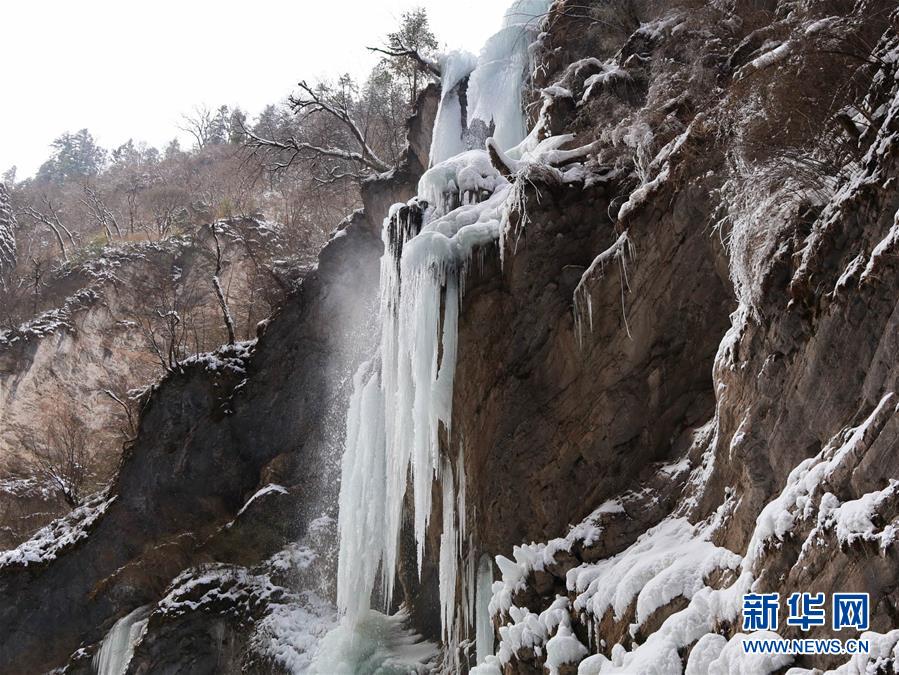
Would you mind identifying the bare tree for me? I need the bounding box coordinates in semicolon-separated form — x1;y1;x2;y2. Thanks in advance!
179;105;216;150
20;197;78;261
145;184;188;239
79;183;122;241
102;386;139;443
242;80;392;180
209;222;236;345
132;260;204;372
0;183;17;287
19;411;95;508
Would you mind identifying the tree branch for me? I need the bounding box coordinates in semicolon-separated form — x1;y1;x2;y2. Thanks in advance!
366;45;441;77
241;124;391;174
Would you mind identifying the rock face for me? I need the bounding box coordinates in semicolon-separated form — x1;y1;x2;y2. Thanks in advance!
0;222;292;548
0;232;365;672
459;2;899;673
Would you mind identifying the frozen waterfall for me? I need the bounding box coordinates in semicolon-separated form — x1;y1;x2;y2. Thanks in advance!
93;605;151;675
318;0;551;671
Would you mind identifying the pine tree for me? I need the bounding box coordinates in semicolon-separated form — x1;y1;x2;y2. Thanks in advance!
36;129;106;183
383;8;439;105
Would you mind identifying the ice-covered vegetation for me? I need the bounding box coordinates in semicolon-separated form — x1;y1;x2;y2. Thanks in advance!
0;184;16;283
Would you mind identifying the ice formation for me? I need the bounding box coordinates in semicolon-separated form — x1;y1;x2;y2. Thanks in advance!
572;231;634;347
310;609;437;674
428;0;552;164
93;605;151;675
475;554;496;663
328;0;553;667
467;0;553;151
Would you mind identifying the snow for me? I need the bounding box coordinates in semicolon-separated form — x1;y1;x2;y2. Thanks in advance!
831;482;897;546
748;41;792;71
480;387;899;673
0;490;115;569
859;209;899;284
497;605;547;663
805;16;838;36
309;609;437;674
267;542;319;574
180;339;256;376
0;183;16;280
545;623;589;675
745;392;896;569
236;483;288;518
471;656;504;675
816;630;899;674
705;632;793;674
0;288;99;348
685;632;727;675
144;542;337;673
581;65;630;103
0;475;55;500
566;518;741;628
250;591;337;673
487;499;627;620
418;150;507;217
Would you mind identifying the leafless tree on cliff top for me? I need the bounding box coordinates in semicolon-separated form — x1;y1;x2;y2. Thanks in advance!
242;80;392;181
209;222;236;345
20;197;78;262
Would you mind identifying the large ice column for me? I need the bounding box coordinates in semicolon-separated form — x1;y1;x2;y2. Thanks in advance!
430;0;550;165
467;0;552;151
93;605;151;675
335;361;388;621
430;50;479;166
476;554;496;663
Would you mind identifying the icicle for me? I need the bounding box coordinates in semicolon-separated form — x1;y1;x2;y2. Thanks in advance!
430;51;478;166
572;231;635;348
439;456;459;651
476;555;496;663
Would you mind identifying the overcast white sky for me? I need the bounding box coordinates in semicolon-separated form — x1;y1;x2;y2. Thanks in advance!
0;0;510;178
